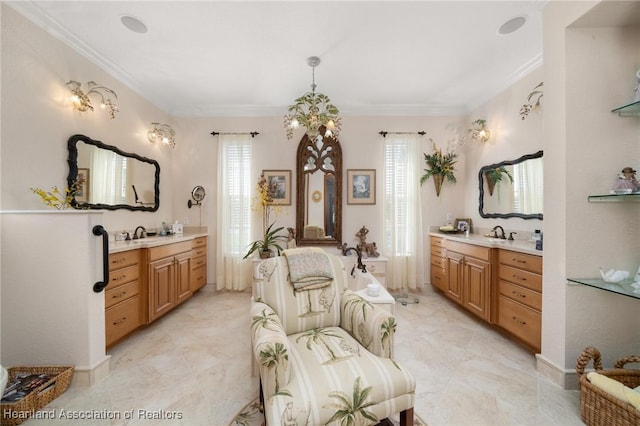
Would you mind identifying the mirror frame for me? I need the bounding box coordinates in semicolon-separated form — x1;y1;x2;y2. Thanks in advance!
478;150;543;220
67;134;160;211
296;130;342;246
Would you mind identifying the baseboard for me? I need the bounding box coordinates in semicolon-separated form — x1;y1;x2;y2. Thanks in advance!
71;355;111;387
536;353;580;390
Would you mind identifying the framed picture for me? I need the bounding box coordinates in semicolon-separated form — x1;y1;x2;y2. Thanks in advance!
263;170;291;205
76;168;90;203
347;169;376;205
455;218;472;233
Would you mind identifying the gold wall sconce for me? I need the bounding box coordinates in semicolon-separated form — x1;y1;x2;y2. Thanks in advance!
66;80;118;119
465;119;491;143
147;123;176;148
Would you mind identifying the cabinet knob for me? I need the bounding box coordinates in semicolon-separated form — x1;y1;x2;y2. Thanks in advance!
511;316;526;325
112;291;127;299
113;316;128;325
512;274;526;282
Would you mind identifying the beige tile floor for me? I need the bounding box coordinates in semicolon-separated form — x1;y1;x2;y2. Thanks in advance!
21;285;583;426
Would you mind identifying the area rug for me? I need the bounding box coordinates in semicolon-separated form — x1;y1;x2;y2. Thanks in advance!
229;398;427;426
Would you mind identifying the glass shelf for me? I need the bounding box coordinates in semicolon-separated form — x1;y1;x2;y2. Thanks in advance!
611;100;640;116
588;193;640;202
568;278;640;300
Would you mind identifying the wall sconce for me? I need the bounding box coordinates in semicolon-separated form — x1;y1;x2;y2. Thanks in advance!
147;123;176;148
465;119;491;143
66;80;118;119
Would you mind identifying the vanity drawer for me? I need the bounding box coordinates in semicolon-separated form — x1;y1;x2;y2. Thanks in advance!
148;241;192;261
108;264;139;287
499;250;542;274
446;240;491;261
105;280;140;309
431;256;446;270
192;237;207;248
191;254;207;270
191;246;207;258
431;245;446;258
106;295;141;346
431;266;447;292
498;295;541;351
366;261;385;276
499;265;542;292
431;236;445;248
109;249;141;270
499;280;541;311
191;265;207;291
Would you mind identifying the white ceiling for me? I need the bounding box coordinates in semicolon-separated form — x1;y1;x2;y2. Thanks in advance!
8;0;547;117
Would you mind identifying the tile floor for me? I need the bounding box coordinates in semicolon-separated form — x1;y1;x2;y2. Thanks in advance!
21;285;583;426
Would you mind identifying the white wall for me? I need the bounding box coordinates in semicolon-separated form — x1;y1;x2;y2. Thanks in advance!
542;0;640;383
463;67;544;235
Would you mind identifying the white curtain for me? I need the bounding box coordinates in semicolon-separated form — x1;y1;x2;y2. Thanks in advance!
91;149;126;204
513;157;543;214
216;134;253;291
382;134;425;291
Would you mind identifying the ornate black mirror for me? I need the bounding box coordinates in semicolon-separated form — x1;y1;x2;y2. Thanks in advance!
479;150;543;220
67;134;160;211
296;128;342;246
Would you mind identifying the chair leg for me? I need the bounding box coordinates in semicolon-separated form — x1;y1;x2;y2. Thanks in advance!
400;407;414;426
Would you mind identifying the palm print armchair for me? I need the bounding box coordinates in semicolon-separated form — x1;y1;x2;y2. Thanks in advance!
251;248;415;425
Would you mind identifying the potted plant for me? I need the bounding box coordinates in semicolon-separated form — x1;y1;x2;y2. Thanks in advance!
243;174;287;259
420;140;458;196
243;222;288;259
483;166;513;196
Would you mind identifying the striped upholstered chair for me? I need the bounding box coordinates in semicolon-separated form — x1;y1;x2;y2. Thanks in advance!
251;248;415;425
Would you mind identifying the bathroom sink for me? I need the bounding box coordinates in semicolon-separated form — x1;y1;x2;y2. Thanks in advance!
485;238;509;243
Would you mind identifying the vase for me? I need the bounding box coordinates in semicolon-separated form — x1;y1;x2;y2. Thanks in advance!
259;249;271;259
433;174;444;197
484;172;496;196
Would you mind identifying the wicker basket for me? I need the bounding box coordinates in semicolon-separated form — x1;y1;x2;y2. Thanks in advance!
576;346;640;426
1;365;73;426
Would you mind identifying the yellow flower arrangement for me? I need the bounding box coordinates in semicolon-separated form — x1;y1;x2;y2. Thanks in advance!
252;174;282;234
30;177;82;209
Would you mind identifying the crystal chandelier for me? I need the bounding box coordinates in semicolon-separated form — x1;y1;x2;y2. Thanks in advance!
284;56;341;140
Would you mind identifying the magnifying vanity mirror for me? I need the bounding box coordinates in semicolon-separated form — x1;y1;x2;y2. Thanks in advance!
479;150;543;220
296;128;342;246
67;134;160;211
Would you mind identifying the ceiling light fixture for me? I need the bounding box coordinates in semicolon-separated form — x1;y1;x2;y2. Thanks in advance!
67;80;119;119
498;16;527;35
148;123;176;148
284;56;341;140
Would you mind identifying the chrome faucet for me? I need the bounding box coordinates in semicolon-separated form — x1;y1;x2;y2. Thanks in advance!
341;245;367;276
491;225;506;239
132;226;146;240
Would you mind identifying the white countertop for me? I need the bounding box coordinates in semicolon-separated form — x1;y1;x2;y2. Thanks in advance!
109;232;208;254
429;231;542;256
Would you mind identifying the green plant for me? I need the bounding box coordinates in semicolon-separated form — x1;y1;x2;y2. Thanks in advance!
243;222;288;259
420;141;457;196
484;166;513;196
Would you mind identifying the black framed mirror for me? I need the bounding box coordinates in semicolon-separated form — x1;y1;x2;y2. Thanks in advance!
479;150;543;220
296;128;342;246
67;134;160;211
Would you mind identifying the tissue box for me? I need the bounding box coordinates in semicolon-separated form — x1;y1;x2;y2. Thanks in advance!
172;223;183;234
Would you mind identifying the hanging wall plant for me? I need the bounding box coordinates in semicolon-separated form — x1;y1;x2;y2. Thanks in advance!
420;140;457;196
483;166;513;196
520;82;543;120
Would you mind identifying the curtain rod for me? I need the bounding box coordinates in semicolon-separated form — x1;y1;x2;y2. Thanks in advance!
210;131;260;138
378;131;426;137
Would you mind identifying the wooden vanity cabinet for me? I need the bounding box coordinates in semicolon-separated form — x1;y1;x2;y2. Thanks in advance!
105;249;142;347
190;236;208;292
429;236;447;292
496;249;543;352
147;241;193;323
445;240;492;321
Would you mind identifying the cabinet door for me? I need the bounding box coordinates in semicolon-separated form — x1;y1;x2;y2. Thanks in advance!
148;257;176;322
446;252;464;304
175;252;192;305
463;257;491;321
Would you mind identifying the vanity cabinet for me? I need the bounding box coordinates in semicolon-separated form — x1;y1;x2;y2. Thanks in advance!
429;236;447;292
496;250;543;352
147;241;193;322
190;237;208;292
444;240;492;321
105;249;142;347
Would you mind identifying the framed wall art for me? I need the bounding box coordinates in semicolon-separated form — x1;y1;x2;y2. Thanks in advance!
263;170;291;205
347;169;376;205
75;168;90;203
